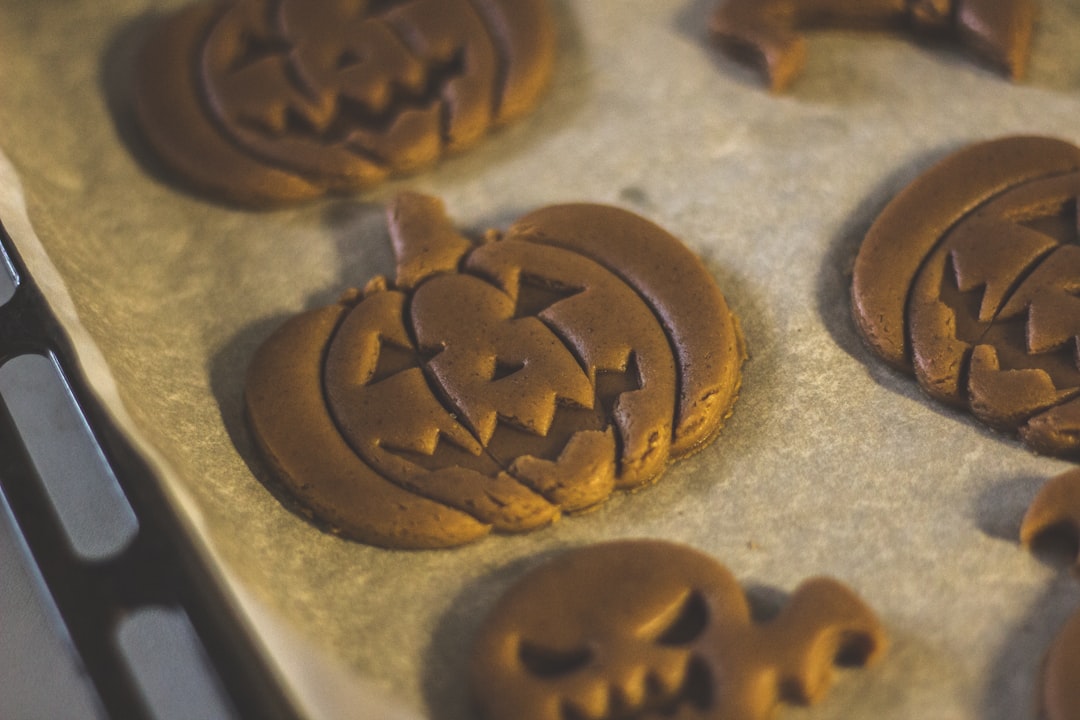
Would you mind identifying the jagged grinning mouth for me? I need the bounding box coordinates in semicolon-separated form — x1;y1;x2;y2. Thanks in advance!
204;1;475;164
231;44;468;156
556;655;714;720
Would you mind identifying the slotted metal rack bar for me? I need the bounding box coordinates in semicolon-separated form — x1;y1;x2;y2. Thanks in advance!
0;218;298;720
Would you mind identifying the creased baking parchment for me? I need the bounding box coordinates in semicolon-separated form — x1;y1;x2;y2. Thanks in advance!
3;1;1080;718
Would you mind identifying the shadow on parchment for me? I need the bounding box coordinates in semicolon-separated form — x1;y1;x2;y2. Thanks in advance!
99;9;192;202
972;474;1049;546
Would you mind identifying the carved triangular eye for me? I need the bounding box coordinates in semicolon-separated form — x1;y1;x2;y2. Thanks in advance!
518;641;593;678
649;591;710;646
492;359;526;381
513;275;583;320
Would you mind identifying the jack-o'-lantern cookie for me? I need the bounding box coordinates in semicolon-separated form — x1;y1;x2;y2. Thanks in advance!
245;194;744;548
470;540;887;720
134;0;556;206
852;136;1080;457
711;0;1036;92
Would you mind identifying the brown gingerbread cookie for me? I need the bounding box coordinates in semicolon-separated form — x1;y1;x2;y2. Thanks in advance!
245;194;745;548
134;0;556;206
711;0;1036;92
1020;470;1080;719
469;540;887;720
1021;468;1080;572
852;136;1080;457
1041;606;1080;720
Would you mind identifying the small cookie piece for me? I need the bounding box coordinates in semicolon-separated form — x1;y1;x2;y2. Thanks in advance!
1020;467;1080;572
1022;470;1080;719
1042;606;1080;720
134;0;556;206
245;195;744;548
711;0;1036;92
470;540;887;720
852;136;1080;457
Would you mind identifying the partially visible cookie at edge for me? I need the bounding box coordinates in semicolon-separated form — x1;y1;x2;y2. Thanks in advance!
1020;469;1080;719
1041;606;1080;720
134;0;556;206
851;135;1080;458
711;0;1036;92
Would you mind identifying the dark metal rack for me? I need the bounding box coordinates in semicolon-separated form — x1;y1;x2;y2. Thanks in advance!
0;218;298;720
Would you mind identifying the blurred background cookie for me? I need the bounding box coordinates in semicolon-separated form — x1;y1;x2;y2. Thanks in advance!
711;0;1036;92
134;0;556;206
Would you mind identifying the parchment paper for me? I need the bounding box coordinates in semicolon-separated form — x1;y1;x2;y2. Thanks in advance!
4;1;1080;718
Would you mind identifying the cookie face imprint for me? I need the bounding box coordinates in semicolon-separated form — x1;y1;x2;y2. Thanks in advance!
469;540;887;720
711;0;1036;92
244;194;744;548
134;0;556;206
852;136;1080;457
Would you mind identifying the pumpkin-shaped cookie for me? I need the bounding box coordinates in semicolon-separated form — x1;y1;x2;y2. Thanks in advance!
470;540;887;720
852;136;1080;457
134;0;555;206
245;194;744;548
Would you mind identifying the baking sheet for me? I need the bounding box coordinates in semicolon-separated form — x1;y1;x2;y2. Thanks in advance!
4;1;1080;717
